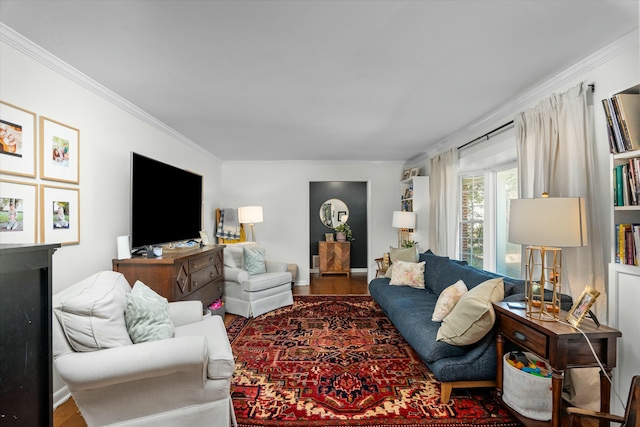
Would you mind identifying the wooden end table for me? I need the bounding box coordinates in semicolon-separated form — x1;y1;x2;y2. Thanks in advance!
493;301;621;427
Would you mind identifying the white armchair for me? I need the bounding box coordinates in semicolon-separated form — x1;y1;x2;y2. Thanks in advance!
52;271;236;427
222;244;293;317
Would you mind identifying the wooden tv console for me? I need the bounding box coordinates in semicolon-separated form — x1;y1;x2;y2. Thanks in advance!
113;245;225;308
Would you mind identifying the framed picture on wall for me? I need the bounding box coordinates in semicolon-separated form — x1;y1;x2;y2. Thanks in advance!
0;179;38;244
40;184;80;245
0;101;37;178
40;116;80;184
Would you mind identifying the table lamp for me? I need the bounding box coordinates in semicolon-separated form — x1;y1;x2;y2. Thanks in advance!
238;206;263;242
508;195;587;320
392;211;416;248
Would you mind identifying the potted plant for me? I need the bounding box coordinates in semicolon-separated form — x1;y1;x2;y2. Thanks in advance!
401;240;418;248
334;223;354;242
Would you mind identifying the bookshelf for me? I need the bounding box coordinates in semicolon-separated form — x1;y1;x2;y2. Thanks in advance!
400;175;429;251
606;84;640;267
605;83;639;418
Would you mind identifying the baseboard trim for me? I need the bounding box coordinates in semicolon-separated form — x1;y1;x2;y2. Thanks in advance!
53;385;71;410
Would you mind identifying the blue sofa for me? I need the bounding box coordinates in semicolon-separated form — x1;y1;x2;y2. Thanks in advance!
368;250;572;403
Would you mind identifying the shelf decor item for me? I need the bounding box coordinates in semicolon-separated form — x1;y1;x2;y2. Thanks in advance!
40;116;80;184
508;195;587;321
0;101;37;178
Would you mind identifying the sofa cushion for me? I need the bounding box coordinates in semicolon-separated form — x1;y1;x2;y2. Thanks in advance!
53;271;133;352
420;252;502;295
243;245;267;275
384;246;419;278
437;278;504;346
389;260;426;289
125;281;175;343
432;279;468;322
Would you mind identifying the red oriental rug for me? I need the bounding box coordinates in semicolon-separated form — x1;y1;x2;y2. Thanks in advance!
226;295;522;427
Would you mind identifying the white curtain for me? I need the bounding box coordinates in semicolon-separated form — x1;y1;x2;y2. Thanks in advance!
429;148;459;258
515;82;605;316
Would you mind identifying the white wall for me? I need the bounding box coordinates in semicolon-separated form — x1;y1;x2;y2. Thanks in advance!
220;161;402;284
0;40;224;403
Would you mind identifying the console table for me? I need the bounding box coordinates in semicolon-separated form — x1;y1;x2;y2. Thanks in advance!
494;301;621;427
0;243;59;426
318;241;350;276
113;245;224;308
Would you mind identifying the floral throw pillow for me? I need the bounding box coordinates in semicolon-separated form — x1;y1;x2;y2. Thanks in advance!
431;279;468;322
389;260;426;289
242;245;266;275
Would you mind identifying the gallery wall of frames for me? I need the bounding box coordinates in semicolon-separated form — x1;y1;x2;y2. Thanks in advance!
0;100;80;245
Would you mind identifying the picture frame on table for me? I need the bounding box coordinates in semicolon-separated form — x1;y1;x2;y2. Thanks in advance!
566;285;600;327
40;184;80;245
0;101;37;178
0;179;38;244
40;116;80;184
200;230;211;245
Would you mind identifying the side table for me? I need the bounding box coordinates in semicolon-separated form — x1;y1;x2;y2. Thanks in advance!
493;301;621;427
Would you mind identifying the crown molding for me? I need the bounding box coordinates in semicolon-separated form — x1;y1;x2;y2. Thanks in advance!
425;27;639;159
0;23;221;162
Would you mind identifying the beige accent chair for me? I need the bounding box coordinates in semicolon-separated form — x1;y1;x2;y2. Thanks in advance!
222;243;293;317
52;271;236;427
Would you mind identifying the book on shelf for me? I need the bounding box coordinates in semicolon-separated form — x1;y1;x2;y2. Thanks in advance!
613;159;640;206
616;223;640;265
602;93;639;153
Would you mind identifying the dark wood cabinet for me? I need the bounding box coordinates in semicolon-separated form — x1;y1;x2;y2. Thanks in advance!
113;245;224;307
0;243;59;426
318;241;350;276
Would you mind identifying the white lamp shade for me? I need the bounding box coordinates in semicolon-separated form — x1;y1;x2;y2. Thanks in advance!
392;211;416;229
238;206;263;224
509;197;587;247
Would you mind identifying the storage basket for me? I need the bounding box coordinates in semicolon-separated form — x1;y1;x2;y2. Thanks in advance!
502;352;552;421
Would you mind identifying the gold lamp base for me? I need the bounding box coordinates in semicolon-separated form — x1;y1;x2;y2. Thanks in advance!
525;246;562;321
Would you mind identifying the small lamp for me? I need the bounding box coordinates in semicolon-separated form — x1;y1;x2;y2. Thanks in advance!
392;211;416;248
238;206;263;242
508;195;587;320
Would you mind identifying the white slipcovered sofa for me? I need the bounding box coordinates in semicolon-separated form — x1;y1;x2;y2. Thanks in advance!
52;271;236;427
222;243;293;318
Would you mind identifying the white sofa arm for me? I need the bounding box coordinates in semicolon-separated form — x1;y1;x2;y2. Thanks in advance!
266;260;288;272
55;336;208;391
169;300;203;327
225;266;249;283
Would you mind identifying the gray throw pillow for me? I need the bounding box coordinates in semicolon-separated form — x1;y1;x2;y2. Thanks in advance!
125;281;174;343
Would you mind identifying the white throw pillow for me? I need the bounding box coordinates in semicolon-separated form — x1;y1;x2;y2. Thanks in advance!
389;259;426;289
53;271;133;352
436;278;504;346
125;281;175;343
432;279;468;322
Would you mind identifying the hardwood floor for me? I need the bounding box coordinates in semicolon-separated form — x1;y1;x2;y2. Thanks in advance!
53;272;588;427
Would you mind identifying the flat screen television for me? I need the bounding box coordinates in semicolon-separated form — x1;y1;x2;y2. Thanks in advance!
130;152;203;249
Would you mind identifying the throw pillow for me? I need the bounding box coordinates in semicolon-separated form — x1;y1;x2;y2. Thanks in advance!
436;277;504;346
384;246;419;278
125;281;174;343
224;242;257;269
431;279;468;322
243;245;266;275
53;271;133;352
389;260;426;289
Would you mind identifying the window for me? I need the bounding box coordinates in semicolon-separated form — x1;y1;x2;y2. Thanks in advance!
459;166;519;276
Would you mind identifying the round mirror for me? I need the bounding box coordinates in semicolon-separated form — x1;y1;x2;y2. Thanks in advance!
319;198;349;229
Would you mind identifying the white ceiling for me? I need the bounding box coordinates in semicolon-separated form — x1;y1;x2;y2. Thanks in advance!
0;1;638;162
